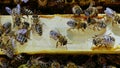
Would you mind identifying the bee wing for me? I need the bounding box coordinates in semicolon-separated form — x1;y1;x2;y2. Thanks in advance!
16;4;21;14
5;7;12;15
21;0;29;3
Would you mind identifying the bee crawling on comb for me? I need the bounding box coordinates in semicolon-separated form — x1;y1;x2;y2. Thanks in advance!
15;21;31;45
31;14;43;36
50;29;67;48
67;19;87;31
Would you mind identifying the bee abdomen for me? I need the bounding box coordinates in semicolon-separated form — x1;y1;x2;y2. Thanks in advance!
35;24;42;36
17;34;27;44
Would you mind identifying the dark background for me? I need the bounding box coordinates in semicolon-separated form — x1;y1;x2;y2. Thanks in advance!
0;0;120;15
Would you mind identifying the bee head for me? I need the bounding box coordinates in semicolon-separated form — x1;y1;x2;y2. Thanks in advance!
67;20;77;28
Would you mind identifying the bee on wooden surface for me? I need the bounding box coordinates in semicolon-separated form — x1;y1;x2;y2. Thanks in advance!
5;4;20;15
93;20;107;31
50;30;67;48
32;14;43;36
14;15;22;27
84;1;102;18
104;7;116;18
2;22;12;35
92;34;115;49
21;7;33;17
16;22;30;45
5;4;22;28
72;5;83;16
32;14;39;24
67;20;87;31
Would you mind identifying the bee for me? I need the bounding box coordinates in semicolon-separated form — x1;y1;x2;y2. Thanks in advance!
32;14;39;24
92;35;115;49
32;14;43;36
87;17;97;25
14;0;29;4
2;22;12;35
84;1;102;17
66;62;77;68
27;56;50;68
14;15;22;27
84;7;98;17
10;53;29;68
51;62;60;68
0;37;5;50
5;4;22;28
50;30;67;48
67;20;87;31
0;26;4;37
21;7;33;17
5;4;20;15
72;5;83;16
93;20;107;31
16;22;30;45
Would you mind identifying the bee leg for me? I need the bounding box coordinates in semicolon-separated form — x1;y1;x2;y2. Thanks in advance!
67;28;72;31
81;28;85;32
56;41;59;48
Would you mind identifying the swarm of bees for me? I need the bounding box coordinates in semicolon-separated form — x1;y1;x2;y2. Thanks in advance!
0;54;119;68
50;29;67;48
92;34;115;49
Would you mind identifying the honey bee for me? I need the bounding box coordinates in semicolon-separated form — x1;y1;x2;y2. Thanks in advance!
14;15;22;27
14;0;29;4
66;62;77;68
67;19;87;31
27;56;50;68
51;61;60;68
21;7;33;17
84;1;102;17
1;41;15;59
5;4;20;15
92;34;115;49
50;30;67;48
16;22;30;45
32;14;42;36
72;5;83;16
94;21;106;31
2;22;12;35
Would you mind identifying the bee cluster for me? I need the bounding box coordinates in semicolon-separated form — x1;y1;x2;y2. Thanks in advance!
0;0;120;55
0;54;119;68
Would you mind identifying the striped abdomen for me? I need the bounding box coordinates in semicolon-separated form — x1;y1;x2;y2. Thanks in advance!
16;34;27;44
35;24;42;36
